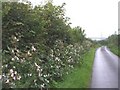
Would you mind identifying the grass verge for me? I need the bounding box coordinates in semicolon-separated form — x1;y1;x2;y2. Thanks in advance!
54;47;97;88
109;46;120;57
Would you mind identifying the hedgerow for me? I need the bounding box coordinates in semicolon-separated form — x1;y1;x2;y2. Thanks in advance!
2;1;93;88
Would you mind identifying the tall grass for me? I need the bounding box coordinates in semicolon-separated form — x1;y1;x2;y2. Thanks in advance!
109;46;120;57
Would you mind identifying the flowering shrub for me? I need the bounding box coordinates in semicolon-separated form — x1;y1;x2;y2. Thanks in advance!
2;1;93;88
2;39;92;88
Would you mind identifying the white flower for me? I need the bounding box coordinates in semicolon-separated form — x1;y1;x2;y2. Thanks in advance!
34;80;36;82
14;56;19;60
10;69;13;73
45;79;49;83
13;76;16;80
29;73;32;76
0;75;2;79
27;51;32;56
11;49;14;53
38;72;41;77
40;69;43;72
11;73;14;77
14;36;17;40
68;59;71;63
35;63;39;67
47;74;50;77
16;39;19;42
50;54;54;57
37;68;40;71
5;79;9;83
56;66;59;69
43;75;46;77
57;49;59;51
11;58;15;61
40;74;43;76
43;75;47;77
14;71;17;74
69;56;72;59
13;66;15;68
17;75;21;80
5;64;8;67
32;46;36;51
41;83;45;88
55;57;60;61
51;65;53;68
16;49;19;53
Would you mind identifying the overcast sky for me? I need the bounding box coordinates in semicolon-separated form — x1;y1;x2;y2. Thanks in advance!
28;0;119;39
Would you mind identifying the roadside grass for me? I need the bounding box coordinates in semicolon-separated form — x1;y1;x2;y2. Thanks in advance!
109;46;120;57
54;47;97;88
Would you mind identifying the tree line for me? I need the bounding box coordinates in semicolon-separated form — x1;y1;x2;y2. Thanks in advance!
98;32;120;56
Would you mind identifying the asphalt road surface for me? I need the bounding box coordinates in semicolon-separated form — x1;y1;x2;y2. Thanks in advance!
91;46;120;88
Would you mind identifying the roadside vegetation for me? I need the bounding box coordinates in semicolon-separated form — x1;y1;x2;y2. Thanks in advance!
2;1;95;88
107;34;120;57
99;34;120;57
53;47;97;88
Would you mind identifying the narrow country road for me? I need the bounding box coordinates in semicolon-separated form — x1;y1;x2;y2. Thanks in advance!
91;46;120;88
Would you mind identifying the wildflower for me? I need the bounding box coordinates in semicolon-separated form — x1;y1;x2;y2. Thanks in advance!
0;75;2;79
43;75;46;77
68;59;71;63
16;39;19;42
31;46;36;51
45;79;49;83
11;49;14;53
16;49;19;53
37;68;40;71
29;73;32;76
10;69;13;73
14;56;19;60
34;79;37;82
51;65;53;68
55;57;60;61
14;36;17;40
40;69;43;72
11;58;15;61
27;51;32;56
5;64;8;67
13;76;16;80
35;63;40;68
13;66;15;69
56;66;59;69
50;54;54;57
14;71;17;74
41;83;45;88
11;73;14;77
5;79;9;83
17;75;21;80
38;72;41;77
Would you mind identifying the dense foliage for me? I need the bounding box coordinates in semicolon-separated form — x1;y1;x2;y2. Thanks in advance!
98;32;120;56
2;1;93;88
107;34;120;56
